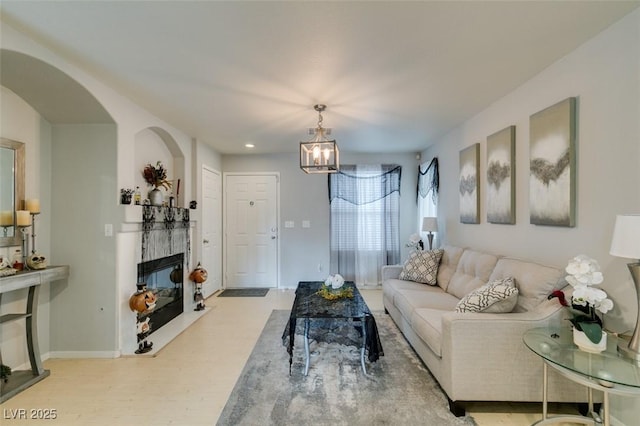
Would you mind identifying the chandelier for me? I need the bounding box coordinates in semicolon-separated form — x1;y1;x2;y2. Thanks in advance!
299;104;340;174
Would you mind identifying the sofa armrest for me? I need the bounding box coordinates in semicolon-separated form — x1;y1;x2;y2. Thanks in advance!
438;299;571;401
441;298;568;352
381;264;403;281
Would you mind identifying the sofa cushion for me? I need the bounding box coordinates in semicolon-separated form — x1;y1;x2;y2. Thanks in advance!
436;245;465;292
488;257;563;312
447;250;500;299
411;308;446;357
455;277;519;313
399;249;444;285
383;278;440;308
394;288;459;325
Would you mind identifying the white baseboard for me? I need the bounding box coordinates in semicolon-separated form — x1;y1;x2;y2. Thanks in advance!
48;350;121;359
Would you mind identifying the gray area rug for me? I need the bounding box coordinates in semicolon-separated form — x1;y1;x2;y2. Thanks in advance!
218;288;270;297
217;310;477;426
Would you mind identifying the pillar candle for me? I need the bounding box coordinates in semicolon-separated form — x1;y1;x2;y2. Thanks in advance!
0;211;12;226
16;210;30;226
26;198;40;214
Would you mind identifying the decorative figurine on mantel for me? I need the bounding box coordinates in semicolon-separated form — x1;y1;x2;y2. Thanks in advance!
0;256;17;277
129;283;157;354
26;253;47;270
189;262;208;311
143;161;172;207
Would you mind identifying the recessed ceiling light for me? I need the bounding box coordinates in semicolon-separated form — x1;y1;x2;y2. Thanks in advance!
245;143;255;148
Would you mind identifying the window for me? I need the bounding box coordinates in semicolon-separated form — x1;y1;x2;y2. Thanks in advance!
329;164;401;286
417;157;439;241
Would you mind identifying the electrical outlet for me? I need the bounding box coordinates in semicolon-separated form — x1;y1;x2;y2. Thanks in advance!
104;224;113;237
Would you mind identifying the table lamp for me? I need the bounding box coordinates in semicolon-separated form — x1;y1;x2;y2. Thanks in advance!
610;214;640;362
422;217;438;250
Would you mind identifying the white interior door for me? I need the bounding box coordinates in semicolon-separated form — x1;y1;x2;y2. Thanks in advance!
225;174;278;288
201;166;222;296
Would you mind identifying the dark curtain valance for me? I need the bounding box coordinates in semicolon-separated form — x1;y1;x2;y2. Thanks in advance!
417;157;439;203
328;164;402;205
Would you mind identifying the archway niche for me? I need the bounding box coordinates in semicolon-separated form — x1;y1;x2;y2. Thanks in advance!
134;126;185;206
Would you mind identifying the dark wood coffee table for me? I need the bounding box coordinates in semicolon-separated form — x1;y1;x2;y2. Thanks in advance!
282;281;383;375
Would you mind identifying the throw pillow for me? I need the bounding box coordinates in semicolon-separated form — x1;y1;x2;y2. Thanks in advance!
455;277;518;313
399;249;444;285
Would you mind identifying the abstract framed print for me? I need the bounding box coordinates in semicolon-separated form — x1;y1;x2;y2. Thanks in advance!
529;97;576;227
459;143;480;224
487;126;515;224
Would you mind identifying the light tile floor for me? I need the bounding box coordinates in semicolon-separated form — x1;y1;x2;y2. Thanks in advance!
2;288;580;425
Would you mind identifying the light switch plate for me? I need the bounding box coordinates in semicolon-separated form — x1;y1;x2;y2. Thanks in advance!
284;221;294;228
302;220;310;228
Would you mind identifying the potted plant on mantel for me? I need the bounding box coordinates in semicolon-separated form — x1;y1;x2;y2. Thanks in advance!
143;161;172;206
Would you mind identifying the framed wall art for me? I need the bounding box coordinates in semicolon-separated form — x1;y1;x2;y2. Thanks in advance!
486;126;515;224
459;143;480;224
529;97;576;227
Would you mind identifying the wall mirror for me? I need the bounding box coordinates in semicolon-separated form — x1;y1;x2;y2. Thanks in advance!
0;137;25;247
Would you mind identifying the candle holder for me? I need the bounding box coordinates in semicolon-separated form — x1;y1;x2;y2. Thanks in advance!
17;225;31;269
30;212;40;254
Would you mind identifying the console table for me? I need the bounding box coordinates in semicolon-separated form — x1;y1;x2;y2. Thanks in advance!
523;327;640;426
0;266;69;402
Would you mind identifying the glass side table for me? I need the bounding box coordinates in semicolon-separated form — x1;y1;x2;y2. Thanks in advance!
523;327;640;426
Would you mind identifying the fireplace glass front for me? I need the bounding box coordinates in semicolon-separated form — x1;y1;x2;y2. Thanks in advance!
137;253;184;335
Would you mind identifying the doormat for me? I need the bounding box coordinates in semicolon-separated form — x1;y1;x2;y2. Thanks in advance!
218;288;270;297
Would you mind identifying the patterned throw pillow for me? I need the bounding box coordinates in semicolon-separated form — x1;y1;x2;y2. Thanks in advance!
455;277;519;313
399;249;444;285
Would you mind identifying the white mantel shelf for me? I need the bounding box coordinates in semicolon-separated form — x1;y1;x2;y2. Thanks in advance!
0;265;70;402
120;205;196;233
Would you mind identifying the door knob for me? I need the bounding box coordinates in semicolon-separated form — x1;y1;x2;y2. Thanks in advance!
203;239;210;244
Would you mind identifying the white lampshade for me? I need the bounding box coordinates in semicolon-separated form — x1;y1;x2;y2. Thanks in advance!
422;217;438;233
610;214;640;259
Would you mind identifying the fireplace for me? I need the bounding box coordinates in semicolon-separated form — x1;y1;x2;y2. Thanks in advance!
137;253;184;335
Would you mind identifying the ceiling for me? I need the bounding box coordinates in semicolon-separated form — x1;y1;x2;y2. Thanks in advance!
1;1;638;155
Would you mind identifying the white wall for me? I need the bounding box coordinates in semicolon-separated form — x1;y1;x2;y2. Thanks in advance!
1;22;207;361
222;151;420;288
0;86;53;368
422;10;640;424
50;124;118;354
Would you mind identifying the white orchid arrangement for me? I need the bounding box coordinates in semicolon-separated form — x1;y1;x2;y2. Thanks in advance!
549;255;614;344
565;255;614;315
406;233;424;250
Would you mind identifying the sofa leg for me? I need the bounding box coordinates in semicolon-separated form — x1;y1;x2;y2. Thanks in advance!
448;399;465;417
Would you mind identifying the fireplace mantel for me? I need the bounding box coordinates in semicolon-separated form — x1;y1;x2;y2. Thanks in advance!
120;205;196;232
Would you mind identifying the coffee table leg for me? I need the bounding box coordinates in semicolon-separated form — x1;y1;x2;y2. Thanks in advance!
361;318;367;375
304;318;310;376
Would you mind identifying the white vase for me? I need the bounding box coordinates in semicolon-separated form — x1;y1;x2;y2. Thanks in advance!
573;327;607;353
148;188;163;206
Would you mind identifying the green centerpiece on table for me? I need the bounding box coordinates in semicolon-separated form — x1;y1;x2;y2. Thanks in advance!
316;274;353;300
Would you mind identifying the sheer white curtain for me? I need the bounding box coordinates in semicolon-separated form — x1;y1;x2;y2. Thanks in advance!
329;164;401;286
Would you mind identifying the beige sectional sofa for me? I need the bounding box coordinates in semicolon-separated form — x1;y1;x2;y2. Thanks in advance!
382;245;588;415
